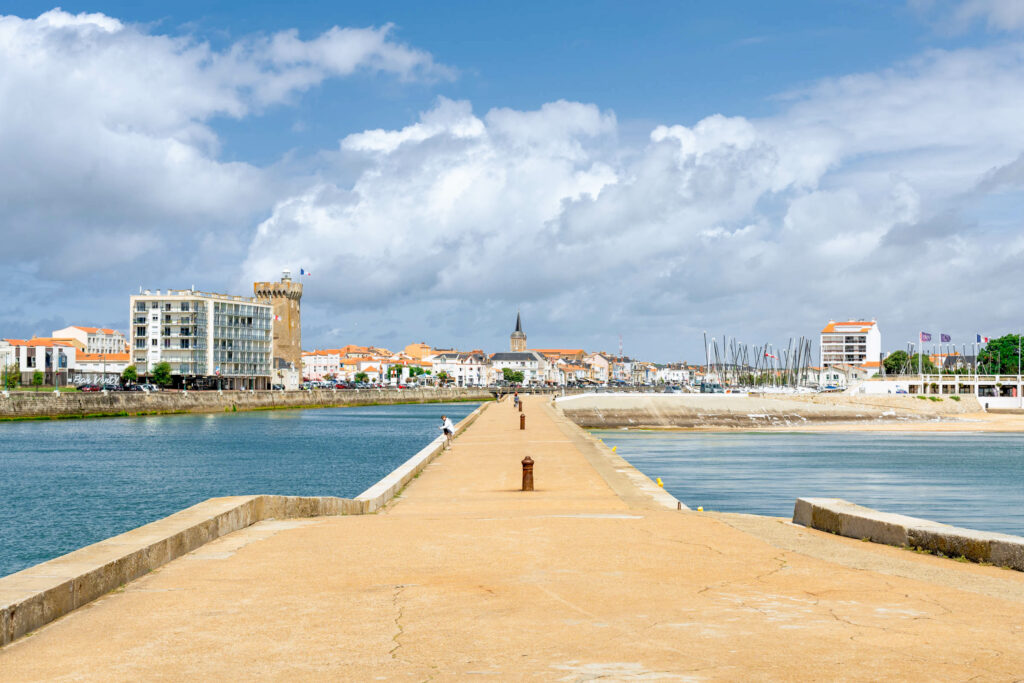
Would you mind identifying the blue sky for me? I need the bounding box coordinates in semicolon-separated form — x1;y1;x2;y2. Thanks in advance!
5;1;990;161
2;1;1024;360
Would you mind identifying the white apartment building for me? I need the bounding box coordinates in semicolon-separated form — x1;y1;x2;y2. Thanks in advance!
1;338;78;385
820;320;882;373
431;351;490;387
129;288;273;389
52;326;127;355
490;351;549;385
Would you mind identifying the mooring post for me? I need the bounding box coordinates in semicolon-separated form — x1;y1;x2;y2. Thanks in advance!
521;455;534;491
518;399;523;413
520;412;526;430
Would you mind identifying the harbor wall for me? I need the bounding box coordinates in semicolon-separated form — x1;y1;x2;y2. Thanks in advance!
793;497;1024;571
0;387;494;420
555;392;981;429
0;402;489;646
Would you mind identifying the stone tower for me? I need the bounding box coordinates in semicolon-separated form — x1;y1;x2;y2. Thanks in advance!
510;311;527;352
254;270;303;371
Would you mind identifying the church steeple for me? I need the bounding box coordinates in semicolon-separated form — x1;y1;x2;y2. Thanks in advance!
510;310;527;352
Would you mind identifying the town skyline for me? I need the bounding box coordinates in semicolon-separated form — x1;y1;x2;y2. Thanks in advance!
4;2;1024;359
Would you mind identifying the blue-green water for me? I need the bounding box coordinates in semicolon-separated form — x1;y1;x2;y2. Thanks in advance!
596;431;1024;537
0;403;477;577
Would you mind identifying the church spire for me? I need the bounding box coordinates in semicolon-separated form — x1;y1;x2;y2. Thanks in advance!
510;310;527;352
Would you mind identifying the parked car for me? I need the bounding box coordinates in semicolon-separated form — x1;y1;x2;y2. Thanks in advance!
140;383;160;392
126;384;144;392
78;384;102;392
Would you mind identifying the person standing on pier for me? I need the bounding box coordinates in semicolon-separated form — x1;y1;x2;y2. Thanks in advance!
513;391;519;409
440;415;455;448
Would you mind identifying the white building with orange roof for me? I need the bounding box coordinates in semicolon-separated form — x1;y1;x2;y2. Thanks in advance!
431;351;489;387
52;326;127;355
3;337;79;385
820;320;882;375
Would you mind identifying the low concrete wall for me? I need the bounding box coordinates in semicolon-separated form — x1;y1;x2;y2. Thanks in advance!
357;402;488;512
0;387;492;420
556;393;967;429
0;403;490;646
793;497;1024;571
773;393;982;415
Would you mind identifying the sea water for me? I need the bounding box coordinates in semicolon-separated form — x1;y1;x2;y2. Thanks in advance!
596;430;1024;537
0;402;478;577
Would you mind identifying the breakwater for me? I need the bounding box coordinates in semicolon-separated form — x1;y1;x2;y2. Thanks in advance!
0;402;489;646
0;387;494;420
557;392;981;429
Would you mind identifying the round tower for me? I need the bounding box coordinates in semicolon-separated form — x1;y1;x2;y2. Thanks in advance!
254;270;303;371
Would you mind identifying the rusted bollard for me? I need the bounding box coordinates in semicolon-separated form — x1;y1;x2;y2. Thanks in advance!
520;413;526;430
521;456;534;491
518;399;523;413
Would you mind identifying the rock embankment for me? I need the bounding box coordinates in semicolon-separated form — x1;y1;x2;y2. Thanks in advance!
0;387;493;420
556;392;979;429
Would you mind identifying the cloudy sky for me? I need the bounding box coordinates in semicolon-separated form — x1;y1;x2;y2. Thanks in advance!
3;1;1024;361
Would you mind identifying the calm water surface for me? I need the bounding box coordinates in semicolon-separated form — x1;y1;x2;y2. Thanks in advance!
595;431;1024;537
0;402;478;577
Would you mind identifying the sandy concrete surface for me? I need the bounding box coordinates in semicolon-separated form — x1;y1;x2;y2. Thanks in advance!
2;398;1024;680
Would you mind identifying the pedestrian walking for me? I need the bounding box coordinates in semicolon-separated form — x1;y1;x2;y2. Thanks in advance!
513;391;519;409
440;414;455;448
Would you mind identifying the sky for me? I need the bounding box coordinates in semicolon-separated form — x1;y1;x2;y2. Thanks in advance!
3;1;1024;362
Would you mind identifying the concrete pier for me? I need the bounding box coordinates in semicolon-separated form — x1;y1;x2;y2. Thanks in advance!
2;399;1024;679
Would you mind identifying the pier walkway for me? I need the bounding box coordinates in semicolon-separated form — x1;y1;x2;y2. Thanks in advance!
2;400;1024;680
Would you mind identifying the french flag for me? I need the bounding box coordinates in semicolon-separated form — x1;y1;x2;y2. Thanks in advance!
977;334;989;343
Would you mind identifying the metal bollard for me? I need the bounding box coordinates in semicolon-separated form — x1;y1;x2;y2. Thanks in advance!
521;456;534;491
520;413;526;430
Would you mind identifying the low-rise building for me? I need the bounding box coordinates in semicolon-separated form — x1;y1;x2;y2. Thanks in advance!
2;338;78;386
490;351;549;385
51;326;127;355
431;351;489;387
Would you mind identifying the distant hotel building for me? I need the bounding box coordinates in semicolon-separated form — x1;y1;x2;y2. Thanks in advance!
820;320;881;370
129;288;273;389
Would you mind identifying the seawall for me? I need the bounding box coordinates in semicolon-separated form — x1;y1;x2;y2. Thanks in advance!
555;392;980;429
0;387;494;420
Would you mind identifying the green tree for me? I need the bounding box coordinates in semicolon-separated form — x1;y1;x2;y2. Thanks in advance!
32;370;44;391
3;365;18;390
354;372;369;383
436;371;452;385
152;361;173;387
121;365;138;386
882;350;909;375
502;368;525;384
977;334;1023;374
885;351;937;374
408;367;427;378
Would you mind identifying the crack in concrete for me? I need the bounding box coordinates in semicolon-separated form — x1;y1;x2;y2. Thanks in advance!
389;584;409;661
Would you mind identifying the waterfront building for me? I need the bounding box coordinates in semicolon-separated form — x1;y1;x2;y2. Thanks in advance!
129;288;272;389
490;350;549;385
51;326;127;355
73;352;131;384
431;351;489;387
510;312;527;352
584;352;611;383
254;270;303;375
820;320;882;372
2;338;77;385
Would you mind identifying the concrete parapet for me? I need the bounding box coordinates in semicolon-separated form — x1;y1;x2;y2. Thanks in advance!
357;402;488;512
793;497;1024;571
0;403;489;647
